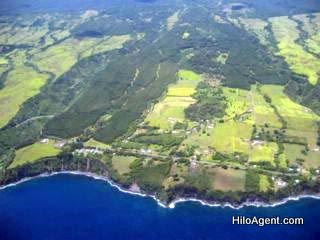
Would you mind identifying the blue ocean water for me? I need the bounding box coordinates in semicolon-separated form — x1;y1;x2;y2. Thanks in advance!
0;174;319;240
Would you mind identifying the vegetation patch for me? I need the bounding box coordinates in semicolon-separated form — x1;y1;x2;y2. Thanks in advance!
260;85;319;148
146;69;201;130
245;170;260;192
112;155;137;175
211;168;246;191
0;65;48;127
9;140;60;169
270;16;320;85
284;143;320;169
134;133;183;147
249;141;277;166
84;139;110;149
185;83;226;121
132;160;171;192
259;174;271;192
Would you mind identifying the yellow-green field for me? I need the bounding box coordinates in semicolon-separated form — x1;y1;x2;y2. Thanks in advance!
183;120;252;155
33;35;131;79
145;69;201;130
225;86;280;127
0;21;49;46
146;97;196;129
270;16;320;85
222;87;251;122
0;65;48;127
249;142;278;166
211;168;246;191
166;76;199;96
112;155;137;175
292;13;320;55
84;138;110;149
177;69;201;81
278;153;288;169
0;57;8;65
250;85;282;128
259;174;271;192
260;85;318;121
284;143;320;168
260;85;319;148
0;31;130;128
212;121;252;154
9;140;61;169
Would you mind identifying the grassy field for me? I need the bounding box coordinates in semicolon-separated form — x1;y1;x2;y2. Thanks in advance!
177;69;201;81
211;121;252;154
284;143;320;168
278;153;288;169
0;20;48;46
33;35;131;79
80;35;131;59
249;142;277;166
307;34;320;55
0;57;8;65
259;174;271;192
145;69;201;130
112;155;137;175
270;16;320;85
222;87;251;120
211;168;246;191
167;80;199;97
146;97;195;129
0;65;48;127
223;85;282;128
84;138;110;149
9;140;60;169
260;85;319;148
292;12;320;55
250;85;282;128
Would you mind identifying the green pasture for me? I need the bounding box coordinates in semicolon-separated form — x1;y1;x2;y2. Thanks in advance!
0;65;48;127
9;140;60;169
211;168;246;191
112;155;137;175
270;16;320;85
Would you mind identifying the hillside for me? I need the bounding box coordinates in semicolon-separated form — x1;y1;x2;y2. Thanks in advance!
0;0;320;204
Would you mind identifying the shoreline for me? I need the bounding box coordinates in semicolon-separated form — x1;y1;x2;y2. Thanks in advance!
1;170;320;209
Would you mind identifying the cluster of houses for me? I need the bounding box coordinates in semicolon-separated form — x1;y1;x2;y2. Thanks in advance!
40;138;66;148
74;148;103;156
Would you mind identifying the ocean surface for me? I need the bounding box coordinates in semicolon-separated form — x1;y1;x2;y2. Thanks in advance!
0;174;320;240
